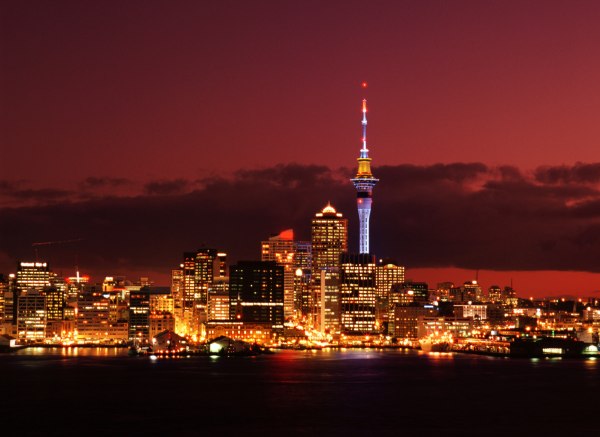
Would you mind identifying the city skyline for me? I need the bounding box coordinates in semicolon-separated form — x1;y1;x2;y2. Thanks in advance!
5;1;600;296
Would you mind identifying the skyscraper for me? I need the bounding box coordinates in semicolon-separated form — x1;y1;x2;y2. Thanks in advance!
17;289;46;342
129;288;151;343
311;204;348;272
181;249;226;336
310;204;348;331
229;261;284;333
375;260;406;329
261;229;296;320
16;261;51;292
294;240;312;317
340;253;377;334
351;97;378;254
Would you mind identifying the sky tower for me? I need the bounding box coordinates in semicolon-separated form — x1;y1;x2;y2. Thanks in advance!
351;84;379;254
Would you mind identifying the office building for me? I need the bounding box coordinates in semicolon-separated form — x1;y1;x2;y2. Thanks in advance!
229;261;284;333
310;204;347;328
340;253;377;334
17;289;47;342
261;229;297;320
375;260;405;328
16;261;51;292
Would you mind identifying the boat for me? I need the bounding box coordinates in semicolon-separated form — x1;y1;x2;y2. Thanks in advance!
419;333;453;353
0;335;27;353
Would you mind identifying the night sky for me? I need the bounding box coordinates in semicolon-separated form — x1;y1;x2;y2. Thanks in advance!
3;1;600;296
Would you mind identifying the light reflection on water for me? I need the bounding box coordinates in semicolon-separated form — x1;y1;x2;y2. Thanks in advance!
16;346;129;357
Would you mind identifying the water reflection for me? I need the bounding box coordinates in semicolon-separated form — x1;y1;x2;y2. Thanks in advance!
17;346;128;357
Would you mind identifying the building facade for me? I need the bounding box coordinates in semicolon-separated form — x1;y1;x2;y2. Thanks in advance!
340;253;377;334
229;261;284;333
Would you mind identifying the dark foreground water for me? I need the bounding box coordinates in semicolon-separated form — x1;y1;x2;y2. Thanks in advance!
1;348;598;436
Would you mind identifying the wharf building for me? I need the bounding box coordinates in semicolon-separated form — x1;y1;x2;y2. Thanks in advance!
310;204;348;333
392;304;439;339
417;316;474;339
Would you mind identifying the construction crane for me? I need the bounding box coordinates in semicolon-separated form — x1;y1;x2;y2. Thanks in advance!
32;238;83;261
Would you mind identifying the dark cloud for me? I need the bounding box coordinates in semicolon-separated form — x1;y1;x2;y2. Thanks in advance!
3;188;73;202
4;163;600;283
144;179;191;195
0;180;22;192
534;163;600;185
376;163;488;186
79;177;132;189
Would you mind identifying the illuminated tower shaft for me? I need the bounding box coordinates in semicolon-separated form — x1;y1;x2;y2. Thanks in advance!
351;99;378;254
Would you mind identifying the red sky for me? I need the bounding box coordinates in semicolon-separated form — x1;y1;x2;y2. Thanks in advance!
3;1;600;297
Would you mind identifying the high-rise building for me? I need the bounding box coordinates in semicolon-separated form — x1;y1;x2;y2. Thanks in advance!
17;289;47;342
351;97;378;254
340;253;377;334
390;281;429;307
75;285;128;344
171;267;184;333
193;249;218;307
208;278;230;322
462;280;483;302
311;204;348;272
229;261;284;333
375;260;406;329
316;269;341;334
129;288;151;343
181;249;226;336
1;274;16;329
0;276;6;326
293;241;312;317
16;261;51;292
488;285;502;303
436;282;455;302
77;287;110;343
310;204;348;330
261;229;296;320
44;285;64;324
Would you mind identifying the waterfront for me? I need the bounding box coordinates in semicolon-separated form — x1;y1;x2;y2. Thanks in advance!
1;348;598;436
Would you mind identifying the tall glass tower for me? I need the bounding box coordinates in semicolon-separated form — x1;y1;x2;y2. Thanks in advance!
351;97;379;254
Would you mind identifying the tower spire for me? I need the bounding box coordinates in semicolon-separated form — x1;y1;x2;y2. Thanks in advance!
361;98;368;157
351;82;379;254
